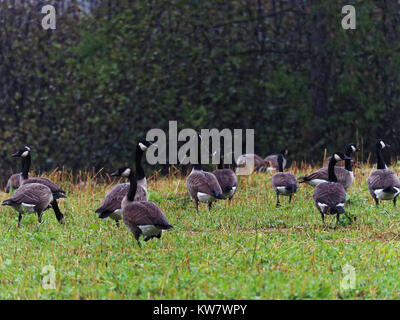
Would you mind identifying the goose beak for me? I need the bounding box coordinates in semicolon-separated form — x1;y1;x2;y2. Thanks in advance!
344;155;352;160
110;170;119;177
10;152;20;158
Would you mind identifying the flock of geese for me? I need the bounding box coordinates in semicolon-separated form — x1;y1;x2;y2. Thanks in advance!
1;135;399;247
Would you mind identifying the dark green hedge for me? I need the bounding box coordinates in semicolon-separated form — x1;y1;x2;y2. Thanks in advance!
1;0;400;179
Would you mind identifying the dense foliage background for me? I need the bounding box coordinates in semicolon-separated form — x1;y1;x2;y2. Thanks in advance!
1;0;399;179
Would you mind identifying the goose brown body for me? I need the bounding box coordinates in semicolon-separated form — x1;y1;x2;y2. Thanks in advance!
211;168;238;200
186;169;224;203
312;152;350;225
299;167;353;190
367;140;400;206
96;181;147;222
2;183;54;226
121;199;172;243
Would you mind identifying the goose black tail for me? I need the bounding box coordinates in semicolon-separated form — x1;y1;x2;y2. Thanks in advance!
214;191;226;200
383;186;398;194
285;184;297;193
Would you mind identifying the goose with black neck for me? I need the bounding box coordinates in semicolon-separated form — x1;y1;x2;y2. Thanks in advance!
95;140;153;226
120;167;173;247
367;140;400;206
299;143;359;190
313;152;351;225
11;146;66;224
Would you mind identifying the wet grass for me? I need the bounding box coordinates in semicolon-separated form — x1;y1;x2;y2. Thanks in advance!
0;163;400;299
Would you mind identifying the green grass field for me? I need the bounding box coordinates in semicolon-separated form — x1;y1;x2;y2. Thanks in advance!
0;163;400;300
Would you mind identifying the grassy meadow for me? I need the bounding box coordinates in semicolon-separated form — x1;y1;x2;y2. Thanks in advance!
0;162;400;299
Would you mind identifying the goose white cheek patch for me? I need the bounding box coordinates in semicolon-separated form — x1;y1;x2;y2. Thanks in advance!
351;145;356;152
21;151;29;157
334;154;342;161
380;141;385;148
139;143;147;151
122;169;131;177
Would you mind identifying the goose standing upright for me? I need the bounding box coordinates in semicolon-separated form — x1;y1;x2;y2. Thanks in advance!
299;143;359;190
11;146;65;224
271;153;298;207
313;152;351;225
186;133;226;213
367;140;400;206
95;140;153;226
212;153;238;201
120;167;173;247
265;148;288;171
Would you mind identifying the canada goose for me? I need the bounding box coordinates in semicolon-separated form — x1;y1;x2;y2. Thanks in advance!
2;183;53;227
367;140;400;206
95;140;153;226
298;143;359;190
235;153;266;174
11;146;66;224
271;153;298;207
212;153;238;201
265;148;288;171
313;153;351;225
5;173;24;193
120;167;173;247
186;133;226;213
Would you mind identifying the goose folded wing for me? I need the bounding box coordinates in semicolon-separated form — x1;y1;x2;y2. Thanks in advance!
100;183;129;212
9;185;48;205
313;183;346;204
124;202;170;228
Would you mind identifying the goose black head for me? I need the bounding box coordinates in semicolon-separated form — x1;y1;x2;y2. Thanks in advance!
137;140;155;151
346;143;360;153
332;152;351;162
280;148;288;156
11;145;31;158
377;139;390;150
110;167;132;178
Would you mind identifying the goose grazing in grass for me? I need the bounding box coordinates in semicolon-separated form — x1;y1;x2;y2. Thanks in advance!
313;152;351;225
265;148;288;171
2;183;53;227
235;153;266;174
120;167;173;247
186;132;226;213
271;153;298;207
298;143;359;190
95;140;153;226
367;140;400;206
212;153;238;201
11;146;66;224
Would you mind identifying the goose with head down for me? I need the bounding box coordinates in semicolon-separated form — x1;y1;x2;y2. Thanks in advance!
367;140;400;206
186;132;226;213
2;183;53;227
212;152;238;201
271;153;298;207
